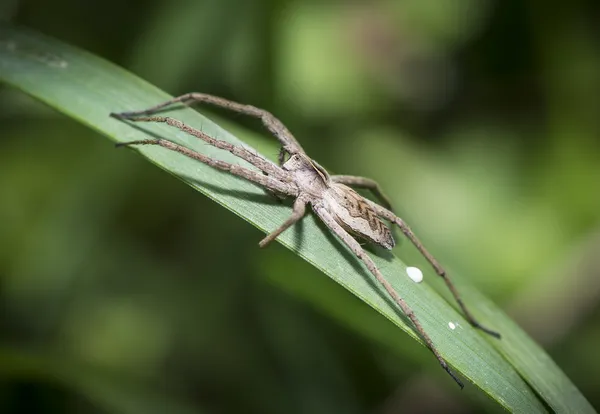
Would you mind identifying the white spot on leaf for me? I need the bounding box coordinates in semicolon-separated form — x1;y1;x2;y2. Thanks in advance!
406;266;423;283
448;322;457;330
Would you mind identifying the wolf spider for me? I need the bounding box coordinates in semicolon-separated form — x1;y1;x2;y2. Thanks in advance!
110;93;500;388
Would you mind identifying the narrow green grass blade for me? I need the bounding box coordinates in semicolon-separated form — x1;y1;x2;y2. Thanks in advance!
0;23;593;413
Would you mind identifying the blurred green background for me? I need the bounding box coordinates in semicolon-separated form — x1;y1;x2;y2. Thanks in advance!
1;0;599;412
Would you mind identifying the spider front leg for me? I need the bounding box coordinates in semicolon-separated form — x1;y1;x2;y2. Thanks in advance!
111;113;288;182
364;200;501;339
259;195;309;248
115;139;297;197
111;92;306;157
312;203;464;388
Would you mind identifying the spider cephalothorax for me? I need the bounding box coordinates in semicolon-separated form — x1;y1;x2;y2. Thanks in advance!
111;92;500;388
281;152;394;249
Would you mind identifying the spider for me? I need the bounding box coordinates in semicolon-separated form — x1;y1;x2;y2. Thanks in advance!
110;93;500;388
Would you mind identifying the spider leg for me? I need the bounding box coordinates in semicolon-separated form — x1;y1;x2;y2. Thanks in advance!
259;195;308;248
364;200;501;339
112;93;306;157
116;139;297;196
111;114;288;182
331;175;394;211
312;203;463;388
261;171;287;204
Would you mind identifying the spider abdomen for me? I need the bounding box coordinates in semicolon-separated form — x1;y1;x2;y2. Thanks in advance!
324;184;395;250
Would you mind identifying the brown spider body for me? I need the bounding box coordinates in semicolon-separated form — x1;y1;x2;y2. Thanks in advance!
111;92;501;389
282;153;394;250
325;184;395;250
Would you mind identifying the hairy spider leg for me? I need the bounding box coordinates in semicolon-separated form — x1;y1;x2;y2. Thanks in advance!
112;93;305;157
110;113;289;182
312;203;464;388
364;199;501;339
259;195;309;248
115;139;297;197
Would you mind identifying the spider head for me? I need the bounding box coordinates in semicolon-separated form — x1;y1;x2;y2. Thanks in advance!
282;154;330;181
282;153;311;171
